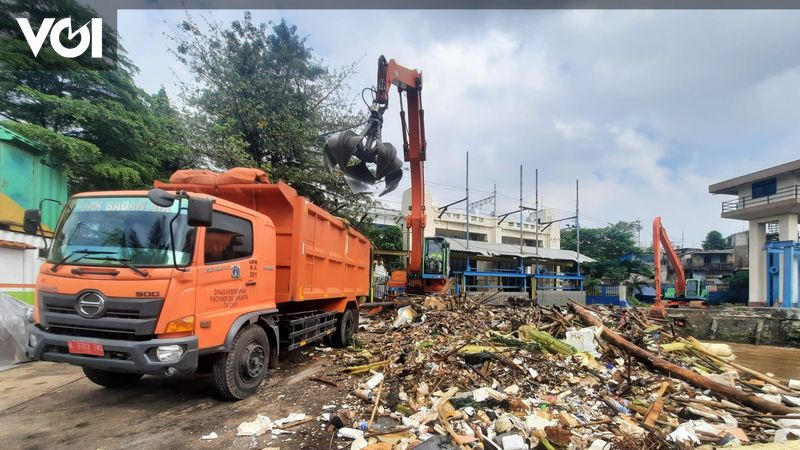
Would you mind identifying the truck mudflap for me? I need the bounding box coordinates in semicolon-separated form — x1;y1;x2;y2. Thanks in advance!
26;326;198;376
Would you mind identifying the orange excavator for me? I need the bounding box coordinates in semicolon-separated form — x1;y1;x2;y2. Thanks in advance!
324;56;447;293
650;216;708;318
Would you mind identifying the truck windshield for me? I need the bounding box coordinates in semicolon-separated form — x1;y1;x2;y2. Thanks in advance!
49;196;195;268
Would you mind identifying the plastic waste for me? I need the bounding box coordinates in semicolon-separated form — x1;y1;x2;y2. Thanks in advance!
237;414;274;436
337;427;365;439
393;306;417;328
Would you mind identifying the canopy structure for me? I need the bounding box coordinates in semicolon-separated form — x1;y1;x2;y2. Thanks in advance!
442;237;595;264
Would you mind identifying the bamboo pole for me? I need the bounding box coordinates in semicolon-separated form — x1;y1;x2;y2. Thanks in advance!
570;303;795;415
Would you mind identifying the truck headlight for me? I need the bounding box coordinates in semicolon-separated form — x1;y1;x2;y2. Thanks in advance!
25;307;34;323
156;345;184;362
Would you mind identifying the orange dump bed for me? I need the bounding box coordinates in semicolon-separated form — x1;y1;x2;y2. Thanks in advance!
156;169;370;304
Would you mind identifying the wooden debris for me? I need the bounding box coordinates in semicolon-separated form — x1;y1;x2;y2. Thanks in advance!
570;303;796;415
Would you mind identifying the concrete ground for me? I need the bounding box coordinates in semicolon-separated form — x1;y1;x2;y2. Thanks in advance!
0;347;352;450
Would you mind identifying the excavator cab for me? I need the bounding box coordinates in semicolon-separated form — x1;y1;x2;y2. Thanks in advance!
664;278;707;301
685;278;708;300
422;237;449;279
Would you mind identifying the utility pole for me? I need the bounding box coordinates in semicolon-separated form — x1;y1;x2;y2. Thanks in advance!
535;168;539;257
492;183;497;217
519;165;524;255
534;168;540;281
465;151;469;250
637;217;641;247
576;179;581;276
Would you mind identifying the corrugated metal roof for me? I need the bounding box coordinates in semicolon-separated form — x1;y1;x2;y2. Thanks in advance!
442;237;595;263
0;123;47;153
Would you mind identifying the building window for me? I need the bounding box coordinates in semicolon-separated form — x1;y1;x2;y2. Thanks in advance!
204;212;253;264
752;178;777;199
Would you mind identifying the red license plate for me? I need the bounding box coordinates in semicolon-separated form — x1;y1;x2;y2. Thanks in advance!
67;341;104;356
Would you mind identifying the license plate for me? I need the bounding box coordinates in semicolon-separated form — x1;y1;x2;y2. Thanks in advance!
67;341;104;356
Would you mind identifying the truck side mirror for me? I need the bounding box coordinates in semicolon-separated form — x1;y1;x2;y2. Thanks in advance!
148;188;176;207
23;209;42;235
187;196;213;227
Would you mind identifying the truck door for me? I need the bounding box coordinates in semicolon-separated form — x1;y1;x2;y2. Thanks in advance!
195;209;261;349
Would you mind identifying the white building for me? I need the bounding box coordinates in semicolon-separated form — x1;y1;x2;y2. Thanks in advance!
366;186;562;251
710;160;800;307
368;205;404;228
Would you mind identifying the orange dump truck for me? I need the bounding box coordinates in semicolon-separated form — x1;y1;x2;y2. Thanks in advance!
25;168;370;399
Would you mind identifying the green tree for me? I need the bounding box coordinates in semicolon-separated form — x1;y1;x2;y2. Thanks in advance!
171;12;369;220
562;222;652;283
702;230;730;250
359;222;403;251
0;0;192;192
727;270;748;303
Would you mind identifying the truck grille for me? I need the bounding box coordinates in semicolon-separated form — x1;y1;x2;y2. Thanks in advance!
39;292;164;340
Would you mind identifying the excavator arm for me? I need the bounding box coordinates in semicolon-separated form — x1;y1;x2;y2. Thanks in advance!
323;56;427;283
653;216;686;306
376;57;426;278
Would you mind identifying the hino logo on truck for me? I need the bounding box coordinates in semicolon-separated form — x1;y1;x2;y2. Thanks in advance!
16;17;103;59
76;291;106;318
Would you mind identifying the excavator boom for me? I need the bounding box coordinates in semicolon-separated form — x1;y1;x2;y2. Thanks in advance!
323;55;428;289
653;216;686;303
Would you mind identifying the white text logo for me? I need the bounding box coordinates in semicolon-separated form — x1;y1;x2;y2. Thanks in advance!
16;17;102;59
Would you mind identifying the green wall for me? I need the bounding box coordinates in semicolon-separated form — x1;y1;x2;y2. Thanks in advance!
0;126;68;232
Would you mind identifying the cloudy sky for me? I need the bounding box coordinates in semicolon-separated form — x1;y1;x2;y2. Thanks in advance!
117;9;800;247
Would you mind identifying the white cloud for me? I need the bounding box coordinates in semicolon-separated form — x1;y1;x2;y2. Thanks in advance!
117;9;800;244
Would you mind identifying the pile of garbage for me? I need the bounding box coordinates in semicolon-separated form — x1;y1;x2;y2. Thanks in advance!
322;295;800;449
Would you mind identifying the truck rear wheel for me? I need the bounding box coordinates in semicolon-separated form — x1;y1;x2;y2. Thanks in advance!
328;308;358;348
213;324;269;400
82;367;143;388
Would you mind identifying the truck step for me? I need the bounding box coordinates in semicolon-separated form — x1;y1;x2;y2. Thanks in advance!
278;311;337;351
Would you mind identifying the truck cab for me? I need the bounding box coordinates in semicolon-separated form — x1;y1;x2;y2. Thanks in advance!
26;169;370;399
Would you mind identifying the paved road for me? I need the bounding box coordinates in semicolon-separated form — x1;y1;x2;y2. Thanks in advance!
0;348;348;450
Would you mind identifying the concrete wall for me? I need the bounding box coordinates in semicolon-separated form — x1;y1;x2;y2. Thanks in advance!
0;230;47;305
670;307;800;348
736;172;800;199
535;290;586;307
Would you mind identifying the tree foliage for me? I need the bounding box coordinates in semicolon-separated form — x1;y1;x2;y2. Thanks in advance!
702;230;730;250
0;0;192;192
562;220;652;283
171;12;370;221
359;221;403;251
727;270;748;302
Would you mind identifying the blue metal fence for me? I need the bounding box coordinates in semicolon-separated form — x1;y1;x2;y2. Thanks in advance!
586;285;625;306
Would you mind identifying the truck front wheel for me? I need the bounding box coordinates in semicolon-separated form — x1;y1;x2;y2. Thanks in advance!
328;308;358;348
82;367;143;388
213;324;269;400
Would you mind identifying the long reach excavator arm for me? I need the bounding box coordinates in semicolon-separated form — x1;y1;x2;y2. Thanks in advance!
323;56;428;287
652;216;686;316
